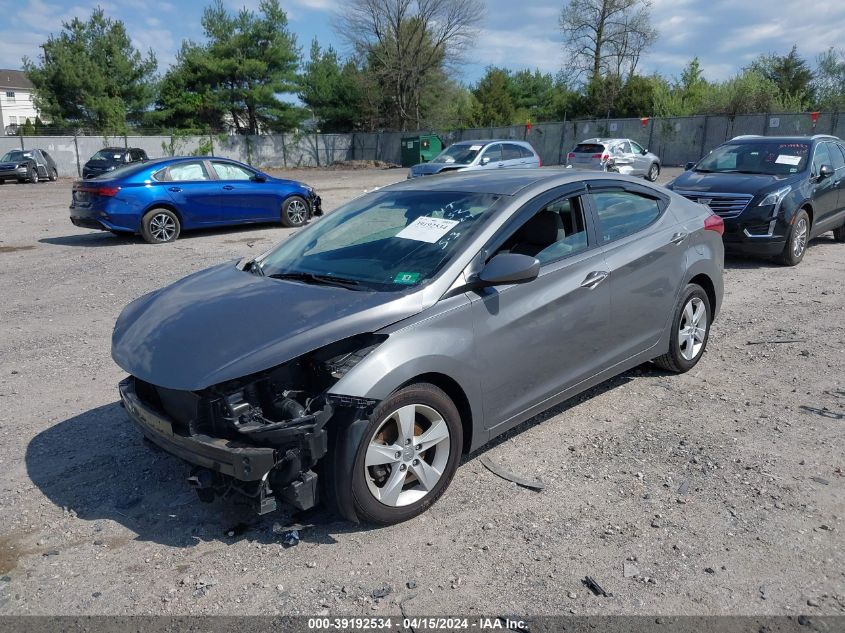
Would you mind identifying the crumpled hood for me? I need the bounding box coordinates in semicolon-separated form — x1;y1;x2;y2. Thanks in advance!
670;171;796;196
112;262;423;391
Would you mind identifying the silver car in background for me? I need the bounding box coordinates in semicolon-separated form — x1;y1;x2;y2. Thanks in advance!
567;138;661;181
408;139;541;178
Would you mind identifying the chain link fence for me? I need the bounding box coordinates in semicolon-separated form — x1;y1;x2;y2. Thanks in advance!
2;111;842;177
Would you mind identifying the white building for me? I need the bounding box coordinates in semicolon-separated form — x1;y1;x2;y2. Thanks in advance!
0;69;41;135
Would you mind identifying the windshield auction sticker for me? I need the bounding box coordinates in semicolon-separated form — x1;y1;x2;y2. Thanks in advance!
396;216;460;243
775;154;802;165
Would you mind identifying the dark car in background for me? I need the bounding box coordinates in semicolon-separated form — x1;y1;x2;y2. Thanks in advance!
407;140;541;178
70;156;321;243
566;138;661;181
668;135;845;265
111;169;723;524
0;148;58;183
83;147;148;179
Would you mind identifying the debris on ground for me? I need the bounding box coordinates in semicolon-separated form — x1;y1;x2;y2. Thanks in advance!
224;523;250;538
282;530;300;548
328;160;399;170
623;561;640;578
372;586;392;599
746;339;806;345
479;456;545;491
582;576;612;597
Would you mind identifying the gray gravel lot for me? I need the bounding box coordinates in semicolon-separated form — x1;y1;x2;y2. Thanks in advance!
0;167;843;616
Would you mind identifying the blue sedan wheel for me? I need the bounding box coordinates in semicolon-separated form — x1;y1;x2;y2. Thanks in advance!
141;208;181;244
281;196;309;228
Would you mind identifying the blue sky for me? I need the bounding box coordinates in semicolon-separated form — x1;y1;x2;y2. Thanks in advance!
0;0;843;86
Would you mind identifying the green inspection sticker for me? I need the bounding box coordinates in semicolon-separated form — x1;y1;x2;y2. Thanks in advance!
394;272;421;285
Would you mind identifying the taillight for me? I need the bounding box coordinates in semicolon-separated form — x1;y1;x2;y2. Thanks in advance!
592;153;610;161
538;157;542;167
704;213;724;235
567;152;575;159
77;184;120;197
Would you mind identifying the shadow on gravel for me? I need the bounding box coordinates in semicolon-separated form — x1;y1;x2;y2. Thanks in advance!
39;224;290;248
25;402;371;548
724;236;839;269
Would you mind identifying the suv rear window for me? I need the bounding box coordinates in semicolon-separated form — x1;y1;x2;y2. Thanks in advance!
573;144;605;154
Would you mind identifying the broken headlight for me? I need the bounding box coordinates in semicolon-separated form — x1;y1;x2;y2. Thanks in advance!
324;340;385;379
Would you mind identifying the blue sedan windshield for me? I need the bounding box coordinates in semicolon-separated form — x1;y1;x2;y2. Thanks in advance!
256;190;501;291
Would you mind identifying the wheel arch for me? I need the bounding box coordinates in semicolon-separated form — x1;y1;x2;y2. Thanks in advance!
688;273;717;317
140;202;184;232
396;372;474;454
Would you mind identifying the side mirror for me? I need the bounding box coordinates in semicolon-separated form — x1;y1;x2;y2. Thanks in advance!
478;253;540;287
641;148;648;155
685;161;696;171
818;164;834;179
481;156;491;165
251;174;267;183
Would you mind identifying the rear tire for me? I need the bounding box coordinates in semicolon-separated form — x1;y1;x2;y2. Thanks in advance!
833;222;845;242
646;163;660;182
49;168;58;182
326;383;463;525
778;209;809;266
653;283;711;373
140;208;181;244
281;195;309;228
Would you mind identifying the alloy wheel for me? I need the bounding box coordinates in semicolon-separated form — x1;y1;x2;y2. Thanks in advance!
678;297;707;361
149;213;177;242
792;217;808;259
31;169;38;183
364;403;451;507
287;199;307;225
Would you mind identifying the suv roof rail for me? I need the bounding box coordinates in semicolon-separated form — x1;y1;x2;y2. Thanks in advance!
730;135;762;140
811;134;839;140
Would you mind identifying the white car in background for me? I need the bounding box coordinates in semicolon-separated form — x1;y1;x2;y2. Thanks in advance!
408;140;541;178
567;138;661;181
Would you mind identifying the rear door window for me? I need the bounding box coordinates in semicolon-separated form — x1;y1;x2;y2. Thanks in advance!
630;141;645;154
591;189;662;243
166;161;211;182
502;144;523;161
520;145;536;159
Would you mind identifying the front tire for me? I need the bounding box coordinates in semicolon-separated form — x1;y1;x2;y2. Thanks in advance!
281;195;309;228
653;283;711;373
28;165;39;183
646;163;660;181
140;208;181;244
833;221;845;243
778;209;809;266
328;383;463;525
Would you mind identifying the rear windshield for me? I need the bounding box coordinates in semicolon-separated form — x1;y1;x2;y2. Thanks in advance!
573;144;606;154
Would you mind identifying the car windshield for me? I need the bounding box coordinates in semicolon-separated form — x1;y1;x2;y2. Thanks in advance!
695;141;810;175
431;144;483;165
90;150;124;161
255;190;502;291
1;150;31;162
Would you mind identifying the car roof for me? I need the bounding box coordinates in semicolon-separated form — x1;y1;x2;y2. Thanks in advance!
578;138;631;145
452;139;532;146
383;168;639;196
725;135;841;143
97;147;127;152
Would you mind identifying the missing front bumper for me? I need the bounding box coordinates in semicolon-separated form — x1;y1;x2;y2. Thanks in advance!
119;376;333;512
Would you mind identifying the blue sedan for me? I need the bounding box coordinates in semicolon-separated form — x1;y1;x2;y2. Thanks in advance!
69;157;322;243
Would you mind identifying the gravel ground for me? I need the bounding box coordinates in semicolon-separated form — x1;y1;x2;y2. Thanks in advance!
0;167;842;616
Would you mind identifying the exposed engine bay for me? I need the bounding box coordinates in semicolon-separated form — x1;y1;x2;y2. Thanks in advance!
121;334;385;514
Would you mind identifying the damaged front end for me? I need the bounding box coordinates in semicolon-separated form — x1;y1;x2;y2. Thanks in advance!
118;334;383;514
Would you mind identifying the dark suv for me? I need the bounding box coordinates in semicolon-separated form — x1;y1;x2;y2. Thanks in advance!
82;147;148;179
668;135;845;265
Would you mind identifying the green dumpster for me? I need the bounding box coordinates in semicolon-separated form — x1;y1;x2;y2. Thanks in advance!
400;134;443;167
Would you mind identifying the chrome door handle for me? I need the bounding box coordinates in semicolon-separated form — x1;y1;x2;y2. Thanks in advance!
670;231;688;245
167;186;181;192
580;271;609;289
222;185;234;190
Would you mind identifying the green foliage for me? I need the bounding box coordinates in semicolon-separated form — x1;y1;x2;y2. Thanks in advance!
299;39;366;132
23;7;157;132
471;68;515;126
153;0;302;134
20;118;36;135
701;69;802;116
813;48;845;110
749;45;814;107
161;130;215;157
